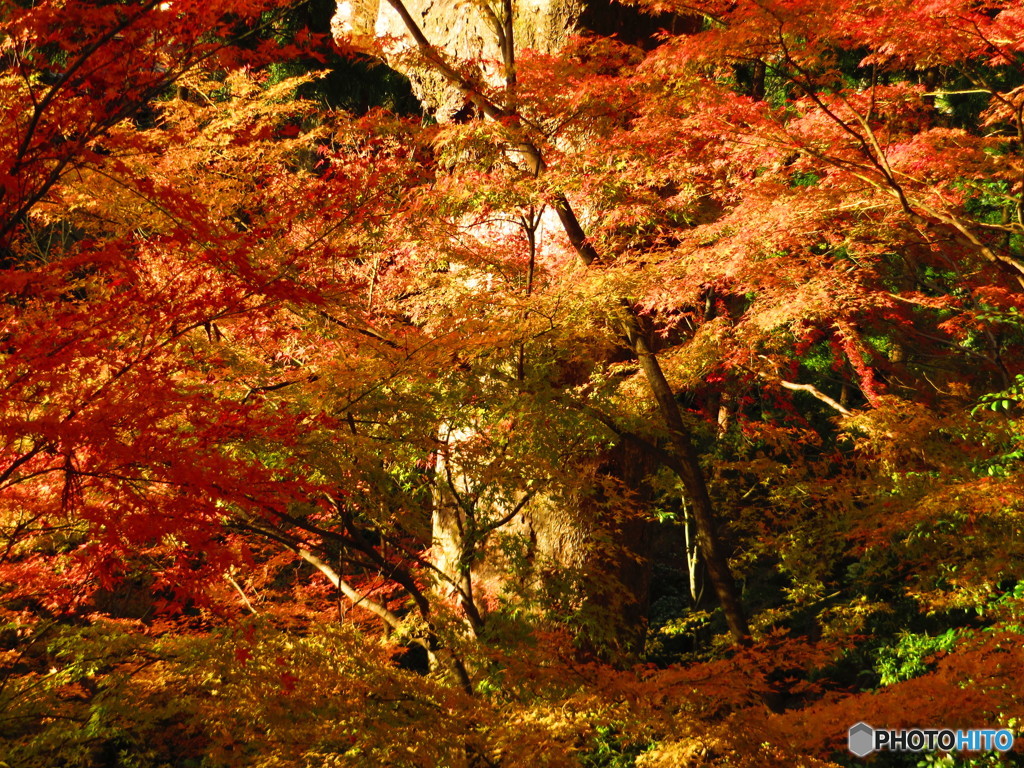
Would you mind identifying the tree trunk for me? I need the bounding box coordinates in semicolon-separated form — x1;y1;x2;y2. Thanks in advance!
377;0;751;646
620;309;750;643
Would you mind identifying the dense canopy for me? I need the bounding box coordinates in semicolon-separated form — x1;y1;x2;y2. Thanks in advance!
2;0;1024;766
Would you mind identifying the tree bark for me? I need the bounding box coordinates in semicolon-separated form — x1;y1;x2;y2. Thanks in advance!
380;0;751;646
618;307;750;643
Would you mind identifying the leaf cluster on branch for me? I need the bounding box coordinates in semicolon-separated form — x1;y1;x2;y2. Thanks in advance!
2;0;1024;765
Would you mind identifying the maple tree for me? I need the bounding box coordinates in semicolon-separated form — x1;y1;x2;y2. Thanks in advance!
2;0;1024;766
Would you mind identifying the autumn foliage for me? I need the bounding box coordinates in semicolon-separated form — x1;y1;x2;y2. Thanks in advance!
2;0;1024;766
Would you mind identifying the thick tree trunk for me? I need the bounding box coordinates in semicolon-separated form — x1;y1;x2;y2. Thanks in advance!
376;0;751;646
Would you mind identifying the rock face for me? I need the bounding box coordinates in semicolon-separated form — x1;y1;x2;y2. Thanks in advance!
332;0;636;118
334;0;585;118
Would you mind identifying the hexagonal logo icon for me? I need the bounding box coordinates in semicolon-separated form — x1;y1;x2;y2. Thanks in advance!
848;722;875;757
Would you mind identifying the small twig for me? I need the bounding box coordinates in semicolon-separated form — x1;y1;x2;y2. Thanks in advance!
224;571;259;614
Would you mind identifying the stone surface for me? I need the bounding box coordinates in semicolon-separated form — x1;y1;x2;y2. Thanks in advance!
333;0;585;118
